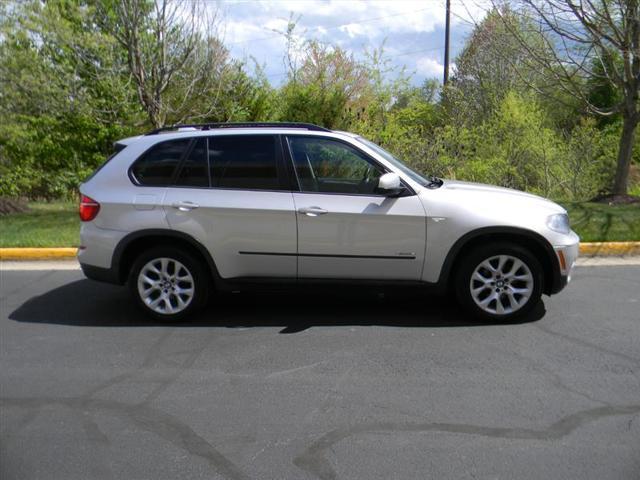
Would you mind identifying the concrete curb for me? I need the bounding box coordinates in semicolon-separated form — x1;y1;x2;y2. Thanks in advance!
579;242;640;256
0;248;78;260
2;242;640;260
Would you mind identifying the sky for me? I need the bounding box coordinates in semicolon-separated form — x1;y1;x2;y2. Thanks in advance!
214;0;490;86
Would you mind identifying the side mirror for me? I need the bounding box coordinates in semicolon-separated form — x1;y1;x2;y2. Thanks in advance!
377;172;403;196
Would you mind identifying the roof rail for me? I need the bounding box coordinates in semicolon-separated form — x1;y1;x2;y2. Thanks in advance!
145;122;331;135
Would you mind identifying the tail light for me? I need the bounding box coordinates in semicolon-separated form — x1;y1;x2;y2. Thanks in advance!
79;194;100;222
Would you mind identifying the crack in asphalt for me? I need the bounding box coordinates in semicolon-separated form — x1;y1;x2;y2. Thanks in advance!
292;404;640;480
0;328;251;480
0;396;251;480
535;322;640;364
471;334;615;407
80;410;116;480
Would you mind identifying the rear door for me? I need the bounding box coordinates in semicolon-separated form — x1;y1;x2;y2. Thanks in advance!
163;135;297;279
286;135;426;280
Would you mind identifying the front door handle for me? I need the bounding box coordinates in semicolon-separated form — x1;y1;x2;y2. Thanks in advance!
298;206;328;217
171;201;199;212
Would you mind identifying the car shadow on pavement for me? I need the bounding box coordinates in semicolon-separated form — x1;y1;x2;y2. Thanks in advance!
9;279;545;332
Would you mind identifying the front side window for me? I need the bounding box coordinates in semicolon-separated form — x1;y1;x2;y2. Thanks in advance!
209;135;282;190
131;139;191;186
287;136;384;195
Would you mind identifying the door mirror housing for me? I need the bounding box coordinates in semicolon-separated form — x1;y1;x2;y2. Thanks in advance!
377;172;403;196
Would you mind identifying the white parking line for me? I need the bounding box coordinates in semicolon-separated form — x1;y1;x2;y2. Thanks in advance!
2;256;640;271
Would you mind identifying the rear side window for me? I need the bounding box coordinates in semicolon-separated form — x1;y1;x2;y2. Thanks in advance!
131;139;191;186
209;135;282;190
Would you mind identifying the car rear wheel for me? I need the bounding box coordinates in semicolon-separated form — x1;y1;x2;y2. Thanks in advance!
128;247;210;321
455;243;543;321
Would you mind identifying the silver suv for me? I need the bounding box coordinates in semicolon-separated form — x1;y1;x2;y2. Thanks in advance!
78;122;579;321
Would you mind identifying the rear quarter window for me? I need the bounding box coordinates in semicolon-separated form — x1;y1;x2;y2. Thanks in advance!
84;143;127;182
130;139;192;186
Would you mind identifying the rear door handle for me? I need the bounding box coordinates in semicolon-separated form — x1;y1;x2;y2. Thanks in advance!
298;206;328;217
171;201;199;212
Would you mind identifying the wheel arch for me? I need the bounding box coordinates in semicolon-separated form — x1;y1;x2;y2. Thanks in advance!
112;229;221;286
439;227;561;295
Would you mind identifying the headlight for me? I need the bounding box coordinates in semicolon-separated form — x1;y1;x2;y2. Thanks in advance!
547;213;570;234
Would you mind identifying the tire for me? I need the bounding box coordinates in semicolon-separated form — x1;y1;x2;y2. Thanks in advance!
128;246;210;321
455;242;543;321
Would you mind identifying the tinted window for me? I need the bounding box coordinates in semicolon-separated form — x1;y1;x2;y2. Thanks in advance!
175;139;209;187
209;135;281;190
288;136;383;194
131;139;191;186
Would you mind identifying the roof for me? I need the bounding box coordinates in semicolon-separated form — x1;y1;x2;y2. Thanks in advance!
113;123;353;150
145;122;330;135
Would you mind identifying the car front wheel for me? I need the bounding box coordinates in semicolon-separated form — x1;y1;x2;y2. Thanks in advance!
455;243;543;321
128;247;209;321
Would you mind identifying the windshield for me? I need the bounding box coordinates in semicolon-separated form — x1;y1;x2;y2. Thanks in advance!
356;137;432;186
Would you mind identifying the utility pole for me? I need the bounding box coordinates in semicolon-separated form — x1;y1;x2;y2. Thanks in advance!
444;0;451;85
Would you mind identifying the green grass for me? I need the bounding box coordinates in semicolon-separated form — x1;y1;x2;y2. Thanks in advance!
1;200;639;248
0;202;79;247
562;202;640;242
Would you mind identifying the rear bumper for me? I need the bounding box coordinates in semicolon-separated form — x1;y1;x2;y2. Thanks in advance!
77;223;127;270
80;262;122;285
78;223;128;285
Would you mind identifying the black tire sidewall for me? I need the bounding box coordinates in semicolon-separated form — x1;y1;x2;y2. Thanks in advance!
128;246;209;321
455;243;544;321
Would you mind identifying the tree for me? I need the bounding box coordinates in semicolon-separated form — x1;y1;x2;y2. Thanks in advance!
278;40;372;128
102;0;236;127
0;0;141;198
450;7;541;122
497;0;640;196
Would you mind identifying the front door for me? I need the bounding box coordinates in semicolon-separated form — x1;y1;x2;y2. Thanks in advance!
286;136;426;280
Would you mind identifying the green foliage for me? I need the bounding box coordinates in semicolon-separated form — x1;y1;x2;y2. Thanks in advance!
279;81;351;129
446;7;547;125
0;0;141;199
276;40;375;129
586;54;624;127
0;2;634;202
367;91;622;202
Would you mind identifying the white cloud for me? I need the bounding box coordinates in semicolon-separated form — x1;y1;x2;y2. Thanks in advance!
215;0;489;84
416;57;445;78
339;23;367;38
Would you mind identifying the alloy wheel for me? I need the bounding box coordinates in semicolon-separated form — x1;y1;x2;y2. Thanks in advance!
137;257;195;315
469;255;534;315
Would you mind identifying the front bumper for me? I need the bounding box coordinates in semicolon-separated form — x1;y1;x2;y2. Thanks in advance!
551;239;579;294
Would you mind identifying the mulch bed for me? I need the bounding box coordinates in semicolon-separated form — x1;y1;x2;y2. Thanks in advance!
590;193;640;205
0;197;30;216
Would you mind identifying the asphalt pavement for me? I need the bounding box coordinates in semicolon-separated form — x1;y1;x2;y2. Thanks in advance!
1;263;639;480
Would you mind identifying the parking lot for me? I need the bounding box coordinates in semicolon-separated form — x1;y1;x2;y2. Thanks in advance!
1;262;639;480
